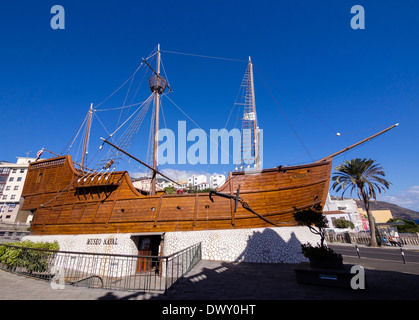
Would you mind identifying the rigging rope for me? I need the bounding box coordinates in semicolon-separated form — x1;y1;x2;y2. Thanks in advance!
94;100;149;112
94;47;157;110
108;93;154;138
254;66;314;162
94;94;154;171
254;66;338;135
94;62;144;110
161;50;247;63
61;112;89;155
163;94;234;163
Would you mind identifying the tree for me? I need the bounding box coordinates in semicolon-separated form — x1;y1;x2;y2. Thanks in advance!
293;205;341;265
332;158;391;247
294;204;328;248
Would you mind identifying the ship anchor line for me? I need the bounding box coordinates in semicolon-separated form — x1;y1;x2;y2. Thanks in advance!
209;185;319;227
22;45;399;236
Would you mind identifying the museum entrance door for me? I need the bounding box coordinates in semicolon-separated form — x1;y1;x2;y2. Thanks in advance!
134;234;163;273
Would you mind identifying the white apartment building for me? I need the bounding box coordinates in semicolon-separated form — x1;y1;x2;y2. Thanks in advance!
196;182;210;190
132;177;163;192
159;179;189;190
0;157;36;224
323;194;365;232
188;175;207;187
209;174;226;189
158;173;226;191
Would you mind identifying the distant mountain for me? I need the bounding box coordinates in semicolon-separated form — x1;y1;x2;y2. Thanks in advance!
354;200;419;221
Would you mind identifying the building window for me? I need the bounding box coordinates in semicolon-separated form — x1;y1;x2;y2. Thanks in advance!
12;169;17;173
20;169;25;173
6;215;11;218
2;195;7;200
9;177;14;182
0;206;5;213
10;195;16;200
37;172;43;183
6;186;10;191
17;177;22;182
14;186;19;190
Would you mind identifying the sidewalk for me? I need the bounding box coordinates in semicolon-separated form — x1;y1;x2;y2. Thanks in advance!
0;255;418;300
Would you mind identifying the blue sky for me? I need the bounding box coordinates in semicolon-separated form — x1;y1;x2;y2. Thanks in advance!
1;1;419;210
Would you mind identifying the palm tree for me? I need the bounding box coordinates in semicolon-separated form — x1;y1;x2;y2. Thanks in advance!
331;158;391;247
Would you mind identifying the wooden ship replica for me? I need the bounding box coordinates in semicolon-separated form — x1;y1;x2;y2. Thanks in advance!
21;45;397;236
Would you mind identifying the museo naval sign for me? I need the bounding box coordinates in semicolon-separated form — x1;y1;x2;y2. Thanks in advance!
86;237;118;245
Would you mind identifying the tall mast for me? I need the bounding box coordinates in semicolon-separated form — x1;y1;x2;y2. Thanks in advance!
151;44;161;195
81;103;93;170
240;57;260;171
248;57;260;170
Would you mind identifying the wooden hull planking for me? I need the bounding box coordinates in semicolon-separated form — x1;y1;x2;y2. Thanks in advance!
21;155;332;235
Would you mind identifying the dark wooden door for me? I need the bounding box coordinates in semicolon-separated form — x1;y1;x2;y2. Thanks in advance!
137;237;152;273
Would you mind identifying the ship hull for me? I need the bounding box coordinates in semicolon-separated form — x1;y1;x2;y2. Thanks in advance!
21;156;332;236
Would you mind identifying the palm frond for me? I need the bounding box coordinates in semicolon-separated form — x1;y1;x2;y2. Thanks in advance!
331;158;391;200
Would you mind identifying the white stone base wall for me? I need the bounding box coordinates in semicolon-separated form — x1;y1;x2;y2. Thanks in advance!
22;233;138;256
22;226;319;265
22;234;140;278
163;226;319;264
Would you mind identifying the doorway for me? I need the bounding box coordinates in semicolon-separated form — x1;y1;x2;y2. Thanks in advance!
133;234;163;273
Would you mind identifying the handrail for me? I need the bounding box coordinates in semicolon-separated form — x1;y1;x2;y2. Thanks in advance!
0;242;202;293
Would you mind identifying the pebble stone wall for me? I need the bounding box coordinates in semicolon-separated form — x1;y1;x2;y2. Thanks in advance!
163;226;318;264
23;226;319;264
22;233;137;256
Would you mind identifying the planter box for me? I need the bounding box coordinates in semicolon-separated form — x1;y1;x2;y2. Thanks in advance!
295;263;364;290
308;254;344;270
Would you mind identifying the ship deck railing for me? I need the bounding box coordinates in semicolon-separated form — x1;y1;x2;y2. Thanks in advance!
0;242;202;294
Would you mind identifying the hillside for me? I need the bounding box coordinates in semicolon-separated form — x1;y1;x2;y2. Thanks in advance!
354;200;419;221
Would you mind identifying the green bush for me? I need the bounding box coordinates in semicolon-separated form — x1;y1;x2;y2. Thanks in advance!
163;186;177;194
387;218;419;233
0;240;59;273
300;243;336;258
333;218;355;229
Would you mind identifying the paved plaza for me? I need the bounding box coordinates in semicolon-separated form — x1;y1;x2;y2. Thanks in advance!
0;253;418;300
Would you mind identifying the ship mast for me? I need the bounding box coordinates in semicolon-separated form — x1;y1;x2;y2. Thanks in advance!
248;57;261;171
151;44;162;195
240;57;261;171
80;103;93;170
